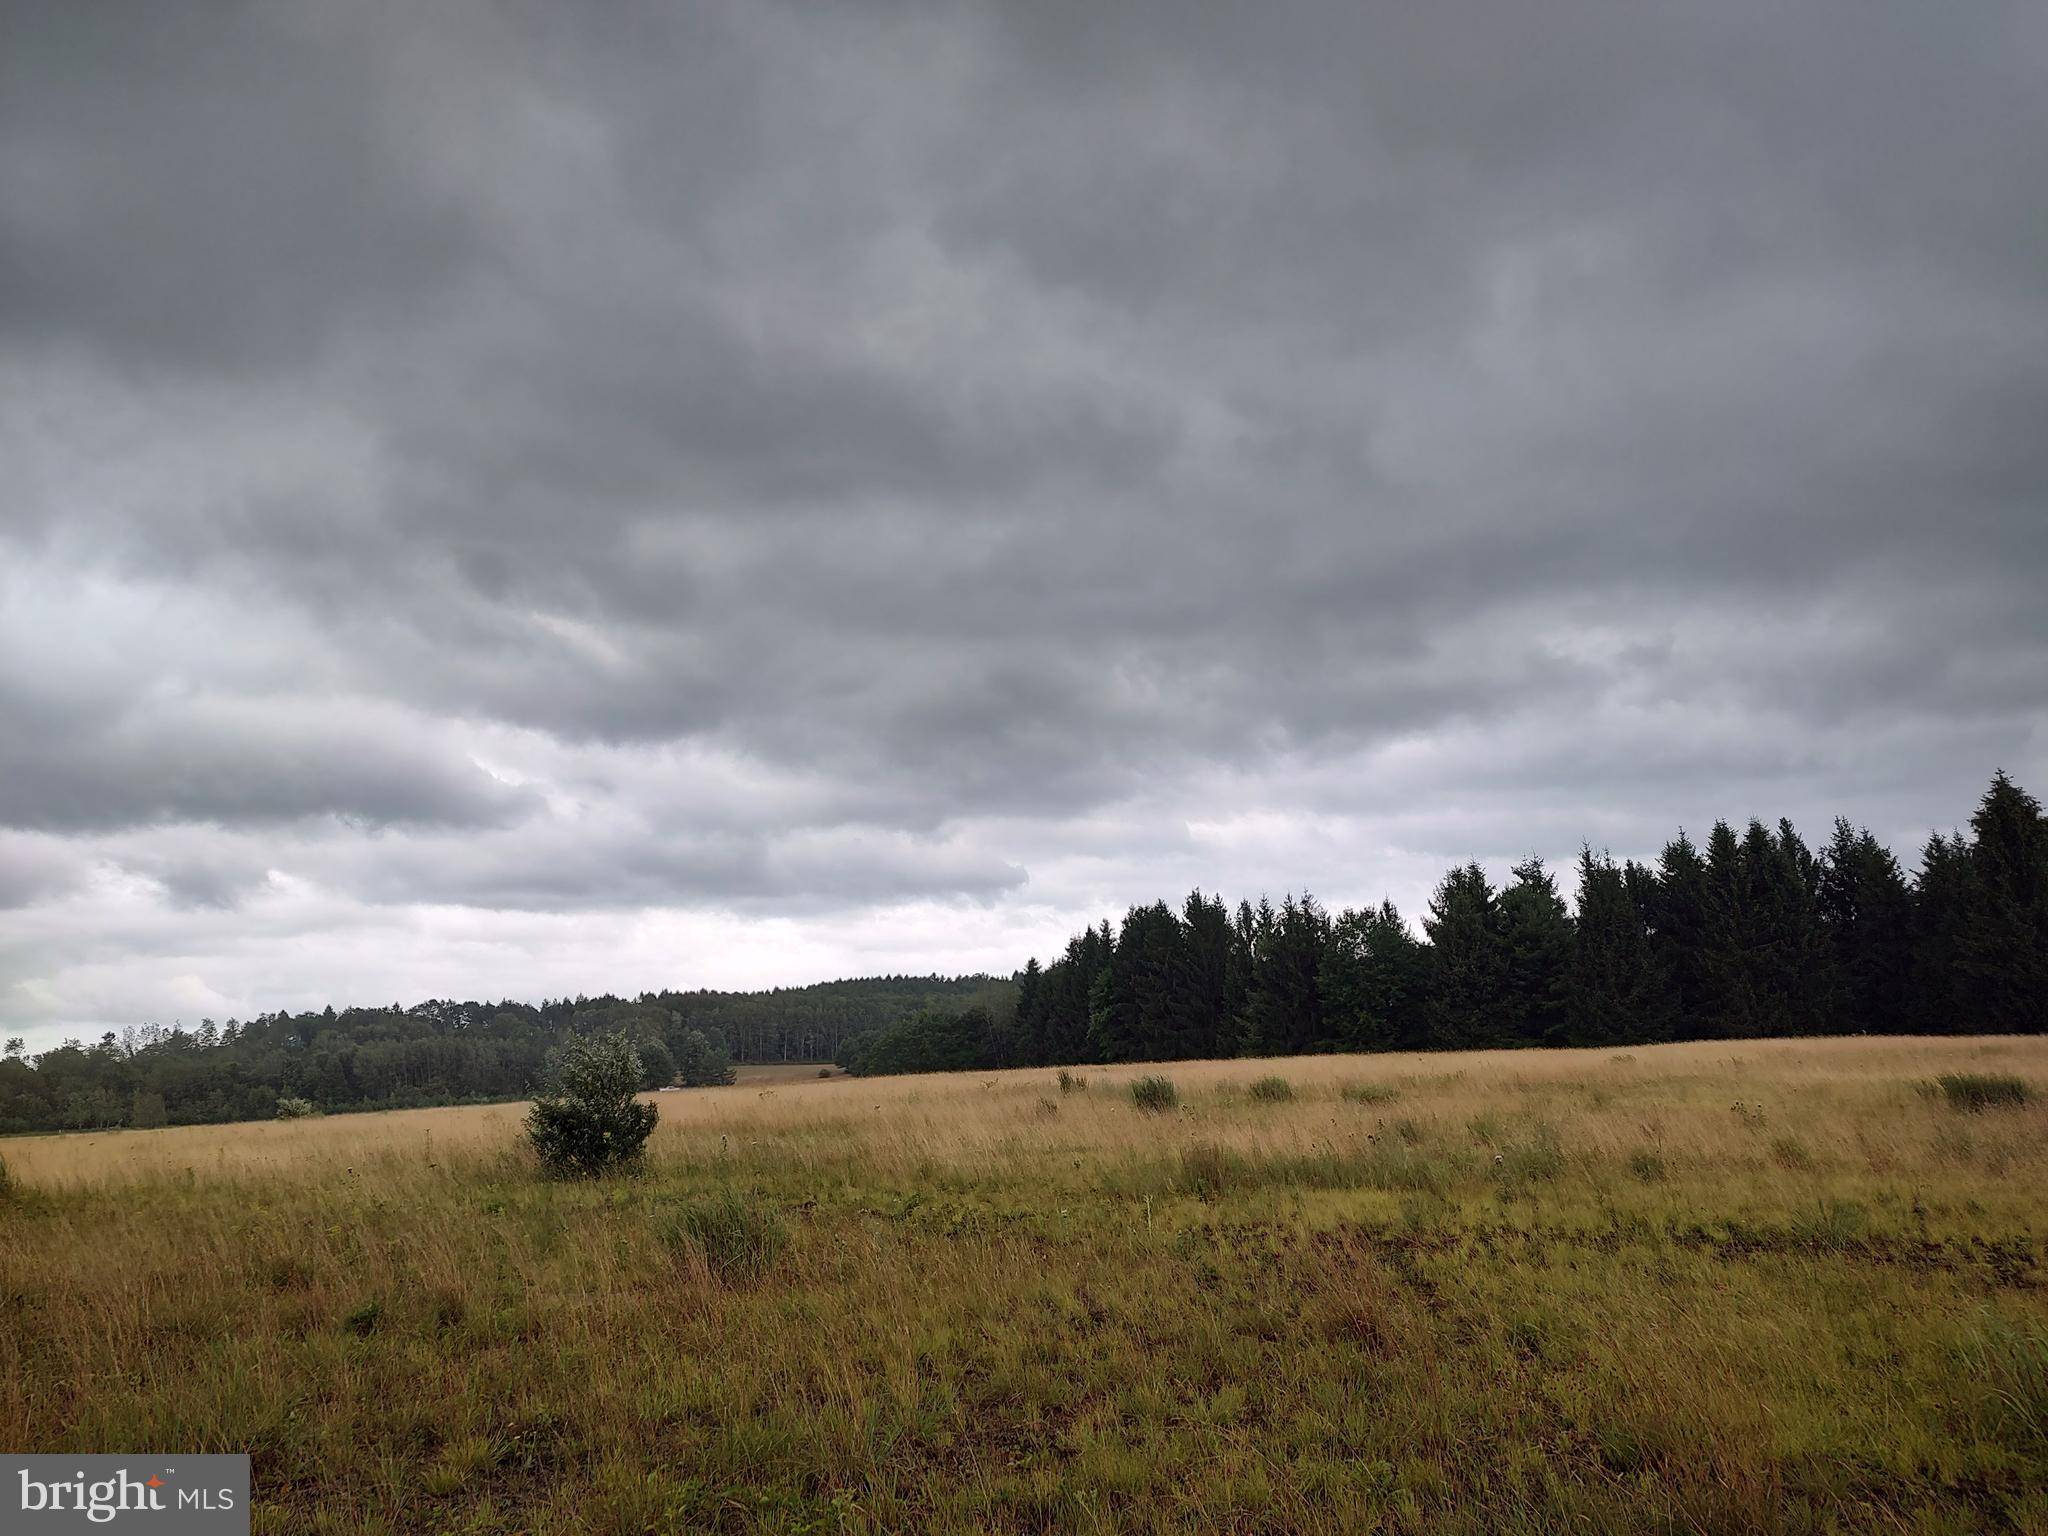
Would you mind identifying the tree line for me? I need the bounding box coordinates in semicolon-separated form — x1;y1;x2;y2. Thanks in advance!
839;771;2047;1075
0;976;1003;1135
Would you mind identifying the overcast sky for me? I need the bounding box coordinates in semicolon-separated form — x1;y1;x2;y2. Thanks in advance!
3;1;2045;1049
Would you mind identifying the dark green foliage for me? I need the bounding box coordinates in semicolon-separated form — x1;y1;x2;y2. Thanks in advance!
1246;1075;1295;1102
1424;864;1505;1050
635;1036;677;1090
1568;849;1670;1046
1321;901;1431;1051
1129;1075;1179;1112
1957;773;2048;1033
840;1006;997;1076
525;1032;659;1177
672;1028;736;1087
1498;858;1574;1045
658;1192;789;1283
1933;1073;2032;1110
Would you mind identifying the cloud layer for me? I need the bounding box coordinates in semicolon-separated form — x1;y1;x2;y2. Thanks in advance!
3;0;2044;1046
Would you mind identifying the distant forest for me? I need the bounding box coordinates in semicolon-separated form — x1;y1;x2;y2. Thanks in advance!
839;771;2048;1075
0;977;1009;1135
4;772;2043;1131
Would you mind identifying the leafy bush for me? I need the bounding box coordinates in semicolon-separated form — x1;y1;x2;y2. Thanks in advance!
275;1096;318;1119
659;1191;788;1284
1934;1073;2031;1111
1247;1076;1295;1103
1341;1082;1399;1105
1128;1075;1179;1113
525;1031;660;1177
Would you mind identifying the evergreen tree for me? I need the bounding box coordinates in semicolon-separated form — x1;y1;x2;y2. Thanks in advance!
1910;831;1976;1033
1496;857;1574;1045
1241;895;1330;1054
1958;771;2048;1032
1322;900;1430;1051
1567;848;1671;1045
1424;864;1504;1049
1651;832;1712;1036
1013;958;1046;1067
1816;819;1915;1034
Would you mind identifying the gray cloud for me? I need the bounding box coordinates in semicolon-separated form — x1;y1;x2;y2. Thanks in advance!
1;0;2044;1042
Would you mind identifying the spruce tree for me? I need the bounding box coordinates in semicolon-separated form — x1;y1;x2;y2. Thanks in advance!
1958;771;2048;1032
1424;864;1504;1049
1497;857;1574;1045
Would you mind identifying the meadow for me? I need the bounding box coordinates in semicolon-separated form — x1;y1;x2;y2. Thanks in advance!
2;1037;2044;1534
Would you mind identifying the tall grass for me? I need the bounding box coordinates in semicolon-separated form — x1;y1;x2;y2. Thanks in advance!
2;1036;2044;1533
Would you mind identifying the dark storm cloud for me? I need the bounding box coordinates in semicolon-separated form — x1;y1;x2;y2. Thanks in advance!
2;0;2044;1038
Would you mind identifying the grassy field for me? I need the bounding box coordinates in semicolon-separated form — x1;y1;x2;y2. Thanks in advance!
2;1037;2044;1534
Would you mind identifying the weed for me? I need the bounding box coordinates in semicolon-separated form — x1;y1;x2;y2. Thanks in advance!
1626;1149;1667;1183
1246;1076;1295;1103
1056;1069;1088;1095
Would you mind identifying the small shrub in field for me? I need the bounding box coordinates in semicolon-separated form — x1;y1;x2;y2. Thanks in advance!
1247;1076;1295;1103
1057;1069;1088;1095
275;1096;318;1119
659;1191;788;1284
0;1151;11;1201
817;1067;833;1079
1934;1073;2031;1111
1627;1149;1667;1183
342;1298;383;1337
1342;1083;1399;1105
1128;1075;1179;1113
525;1031;660;1177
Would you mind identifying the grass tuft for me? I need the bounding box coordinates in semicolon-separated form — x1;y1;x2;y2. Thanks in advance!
1341;1082;1399;1105
658;1190;789;1284
1246;1075;1295;1103
1934;1073;2032;1111
1128;1075;1179;1113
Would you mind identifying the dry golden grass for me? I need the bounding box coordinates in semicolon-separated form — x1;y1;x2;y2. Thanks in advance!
3;1035;2044;1533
